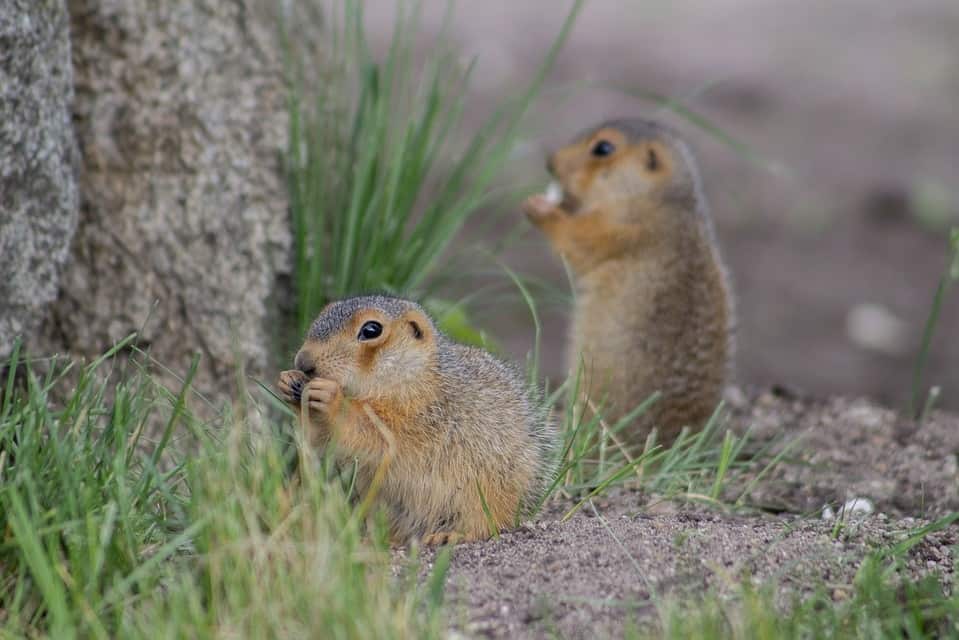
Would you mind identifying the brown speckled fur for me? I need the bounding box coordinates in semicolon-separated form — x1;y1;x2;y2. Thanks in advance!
277;296;555;545
524;119;734;447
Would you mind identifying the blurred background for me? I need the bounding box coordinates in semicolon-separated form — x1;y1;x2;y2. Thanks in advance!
366;0;959;408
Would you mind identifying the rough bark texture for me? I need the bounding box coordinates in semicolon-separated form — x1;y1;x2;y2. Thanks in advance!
45;1;293;396
0;0;79;361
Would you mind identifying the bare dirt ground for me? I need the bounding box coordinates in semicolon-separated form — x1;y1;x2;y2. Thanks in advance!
727;387;959;519
440;513;954;638
414;391;959;638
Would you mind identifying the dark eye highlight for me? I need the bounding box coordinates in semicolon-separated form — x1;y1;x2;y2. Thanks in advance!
358;320;383;341
591;140;615;157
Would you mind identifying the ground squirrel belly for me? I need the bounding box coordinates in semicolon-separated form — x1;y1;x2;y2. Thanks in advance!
523;118;734;447
277;295;555;545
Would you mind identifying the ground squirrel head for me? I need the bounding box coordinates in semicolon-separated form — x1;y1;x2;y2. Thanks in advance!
546;118;703;220
293;295;437;400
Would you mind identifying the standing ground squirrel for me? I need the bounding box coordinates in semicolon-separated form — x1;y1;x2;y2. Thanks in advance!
523;118;734;447
276;295;555;545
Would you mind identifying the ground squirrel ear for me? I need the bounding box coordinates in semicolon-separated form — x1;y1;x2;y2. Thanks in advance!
402;309;432;341
408;320;424;340
645;146;660;172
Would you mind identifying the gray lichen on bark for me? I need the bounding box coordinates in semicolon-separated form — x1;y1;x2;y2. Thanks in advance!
0;0;79;360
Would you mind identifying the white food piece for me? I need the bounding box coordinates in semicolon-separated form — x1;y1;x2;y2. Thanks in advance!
843;497;874;516
822;497;875;520
544;181;564;205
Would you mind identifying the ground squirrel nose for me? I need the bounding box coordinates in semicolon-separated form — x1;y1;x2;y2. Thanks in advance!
294;351;316;377
546;153;557;176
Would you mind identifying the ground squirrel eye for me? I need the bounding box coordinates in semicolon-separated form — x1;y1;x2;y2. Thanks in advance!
358;320;383;341
591;140;615;157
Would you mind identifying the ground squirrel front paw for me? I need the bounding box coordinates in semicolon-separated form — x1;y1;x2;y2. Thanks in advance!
277;369;308;404
522;194;562;226
304;377;343;419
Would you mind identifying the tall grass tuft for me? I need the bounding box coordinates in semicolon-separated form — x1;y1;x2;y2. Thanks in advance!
0;343;446;638
285;0;583;336
0;337;189;636
532;365;783;520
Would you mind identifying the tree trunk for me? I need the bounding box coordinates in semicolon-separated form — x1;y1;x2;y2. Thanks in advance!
0;0;79;361
44;0;294;398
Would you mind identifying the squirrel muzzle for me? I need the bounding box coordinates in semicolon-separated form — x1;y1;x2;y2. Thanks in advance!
294;350;317;378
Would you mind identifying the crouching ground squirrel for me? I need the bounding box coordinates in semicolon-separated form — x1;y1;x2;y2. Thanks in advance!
523;118;734;447
277;295;555;545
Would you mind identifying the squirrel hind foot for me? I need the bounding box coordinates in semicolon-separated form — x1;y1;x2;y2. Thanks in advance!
421;531;482;546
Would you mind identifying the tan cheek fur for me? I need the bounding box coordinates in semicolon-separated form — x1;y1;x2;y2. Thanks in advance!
578;147;672;216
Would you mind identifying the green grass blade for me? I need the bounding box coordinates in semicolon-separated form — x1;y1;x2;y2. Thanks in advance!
7;487;76;638
909;227;959;418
